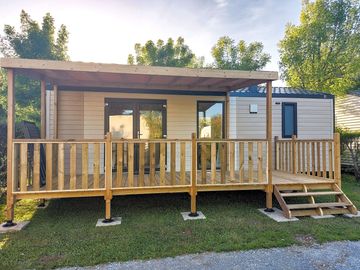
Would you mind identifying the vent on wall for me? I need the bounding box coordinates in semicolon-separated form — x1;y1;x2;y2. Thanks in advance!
249;104;258;114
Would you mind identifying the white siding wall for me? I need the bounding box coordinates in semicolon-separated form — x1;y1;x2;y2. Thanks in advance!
231;97;334;140
335;94;360;131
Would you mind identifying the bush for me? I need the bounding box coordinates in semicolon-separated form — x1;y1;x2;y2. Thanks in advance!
337;127;360;181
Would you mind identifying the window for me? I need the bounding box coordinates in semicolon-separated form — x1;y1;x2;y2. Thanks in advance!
282;102;297;138
197;101;224;139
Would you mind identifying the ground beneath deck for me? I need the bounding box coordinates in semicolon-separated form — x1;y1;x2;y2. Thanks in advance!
58;240;360;270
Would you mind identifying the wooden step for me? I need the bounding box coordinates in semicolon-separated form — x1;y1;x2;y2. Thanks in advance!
287;202;350;210
281;191;342;197
291;208;351;217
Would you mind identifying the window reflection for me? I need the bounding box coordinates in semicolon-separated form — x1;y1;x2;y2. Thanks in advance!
198;102;223;139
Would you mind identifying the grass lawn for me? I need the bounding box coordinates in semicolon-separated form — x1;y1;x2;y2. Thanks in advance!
0;175;360;269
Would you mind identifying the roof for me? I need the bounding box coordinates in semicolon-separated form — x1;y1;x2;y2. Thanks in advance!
0;58;278;94
230;85;334;99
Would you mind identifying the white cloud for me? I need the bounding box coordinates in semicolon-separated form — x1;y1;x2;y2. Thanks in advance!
214;0;228;8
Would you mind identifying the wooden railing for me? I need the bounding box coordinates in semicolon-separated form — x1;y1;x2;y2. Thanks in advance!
111;138;192;188
12;139;107;194
275;134;341;182
11;135;269;196
196;139;268;185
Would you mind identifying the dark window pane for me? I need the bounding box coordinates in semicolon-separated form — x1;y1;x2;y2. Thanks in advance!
283;103;297;138
284;105;294;136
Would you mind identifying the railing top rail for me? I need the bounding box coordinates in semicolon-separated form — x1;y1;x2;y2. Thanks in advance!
13;139;106;143
276;138;334;142
111;138;192;143
196;138;268;143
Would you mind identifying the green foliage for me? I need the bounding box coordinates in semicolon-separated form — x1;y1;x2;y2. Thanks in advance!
0;11;69;188
0;10;69;60
0;10;70;125
279;0;360;95
141;111;163;139
128;37;197;67
337;127;360;180
211;36;271;70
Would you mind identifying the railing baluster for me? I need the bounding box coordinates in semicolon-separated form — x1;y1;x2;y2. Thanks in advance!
58;143;64;190
82;143;88;189
70;143;76;190
306;142;310;175
322;142;326;178
159;142;165;186
248;142;253;182
328;141;333;179
180;142;186;185
46;143;53;190
33;143;40;191
316;142;321;177
93;143;100;189
171;142;176;185
201;142;207;184
20;143;28;192
149;142;155;185
211;142;216;184
138;142;145;187
229;142;235;180
311;142;315;176
128;142;134;187
220;142;226;184
116;143;123;187
302;142;305;174
239;142;244;183
257;142;263;182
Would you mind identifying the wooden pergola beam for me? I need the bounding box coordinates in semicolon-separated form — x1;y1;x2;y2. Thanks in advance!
0;58;278;81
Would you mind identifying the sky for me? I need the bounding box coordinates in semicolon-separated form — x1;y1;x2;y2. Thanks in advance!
0;0;302;86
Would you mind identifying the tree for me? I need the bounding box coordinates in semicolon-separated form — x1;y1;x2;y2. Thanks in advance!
0;10;69;124
128;37;200;67
211;36;271;70
279;0;360;95
1;10;69;60
0;11;69;188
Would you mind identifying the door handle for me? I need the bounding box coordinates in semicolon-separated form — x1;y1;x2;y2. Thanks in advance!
137;131;143;138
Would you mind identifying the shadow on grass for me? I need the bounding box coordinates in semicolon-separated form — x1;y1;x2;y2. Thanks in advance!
0;177;359;269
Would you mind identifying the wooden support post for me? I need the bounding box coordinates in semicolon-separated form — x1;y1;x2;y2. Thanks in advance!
5;69;16;226
190;133;198;216
41;80;46;139
334;133;341;187
292;135;297;175
39;79;46;207
225;93;230;139
265;81;273;211
53;84;58;139
104;132;113;222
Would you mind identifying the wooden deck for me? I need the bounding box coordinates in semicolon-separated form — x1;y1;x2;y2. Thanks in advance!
272;170;335;185
18;170;334;194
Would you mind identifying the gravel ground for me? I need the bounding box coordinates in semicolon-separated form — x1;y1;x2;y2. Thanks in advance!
59;241;360;270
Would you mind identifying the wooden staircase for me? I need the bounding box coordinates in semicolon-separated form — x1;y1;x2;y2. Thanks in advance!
274;183;358;219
